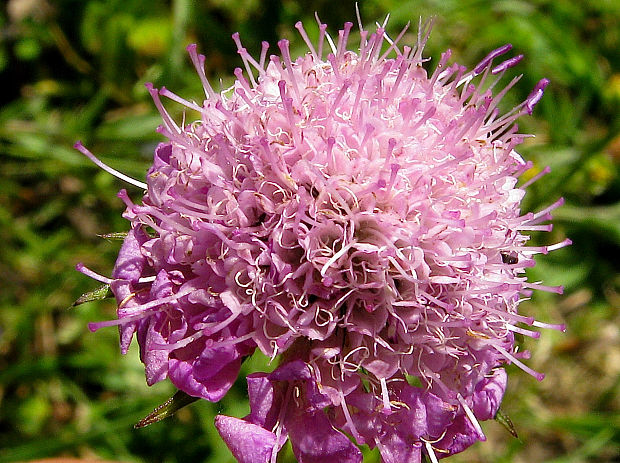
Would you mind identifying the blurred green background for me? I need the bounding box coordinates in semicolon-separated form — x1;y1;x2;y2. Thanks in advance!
0;0;618;462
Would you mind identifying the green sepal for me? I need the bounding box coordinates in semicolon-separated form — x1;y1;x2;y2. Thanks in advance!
98;232;128;240
134;390;199;429
70;284;112;308
495;407;519;439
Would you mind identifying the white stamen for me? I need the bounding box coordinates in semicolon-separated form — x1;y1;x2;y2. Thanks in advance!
457;393;486;440
74;142;147;190
425;441;440;463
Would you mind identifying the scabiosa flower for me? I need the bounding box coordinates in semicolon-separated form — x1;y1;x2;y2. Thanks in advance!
76;15;570;463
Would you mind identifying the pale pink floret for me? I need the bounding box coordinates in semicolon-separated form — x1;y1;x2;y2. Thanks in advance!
79;16;567;463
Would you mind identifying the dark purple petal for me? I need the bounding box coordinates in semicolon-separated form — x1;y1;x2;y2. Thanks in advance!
287;408;362;463
399;386;457;439
268;359;311;382
377;432;422;463
245;373;279;428
433;413;480;456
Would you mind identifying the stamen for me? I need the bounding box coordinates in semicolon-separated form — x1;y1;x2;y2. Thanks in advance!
339;389;364;443
259;41;269;70
473;44;512;75
336;22;354;61
517;224;553;232
380;377;392;414
151;329;208;351
159;87;204;113
380;13;391;29
492;54;523;74
75;263;113;284
494;344;545;381
315;15;328;59
327;53;341;79
145;83;181;134
430;49;453;87
520;166;552;189
186;44;216;99
546;238;572;252
231;32;259;86
389;58;408;98
425;441;440;463
278;40;301;102
532;320;566;332
233;68;252;94
514;159;535;178
324;28;338;56
525;78;550;114
457;393;486;440
277;81;301;146
528;197;565;222
505;324;541;338
330;79;352;116
484;75;523;119
351;78;366;122
369;27;386;64
294;21;318;59
471;302;534;325
74;142;148;190
377;21;410;61
355;2;364;36
412;17;434;62
88;311;147;332
115;285;194;317
523;282;564;294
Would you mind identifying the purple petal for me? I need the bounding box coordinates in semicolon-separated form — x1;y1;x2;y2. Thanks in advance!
111;227;148;281
110;279;141;354
153;142;172;165
215;415;279;463
138;316;169;385
472;368;507;420
193;346;239;381
109;227;151;354
168;354;242;401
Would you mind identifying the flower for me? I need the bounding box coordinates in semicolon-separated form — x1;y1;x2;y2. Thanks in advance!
76;15;570;463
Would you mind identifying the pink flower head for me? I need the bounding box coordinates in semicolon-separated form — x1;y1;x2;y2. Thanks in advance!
77;15;570;463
